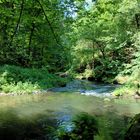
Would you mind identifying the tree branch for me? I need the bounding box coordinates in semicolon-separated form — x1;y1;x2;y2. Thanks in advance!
10;0;24;46
36;0;60;44
135;13;140;28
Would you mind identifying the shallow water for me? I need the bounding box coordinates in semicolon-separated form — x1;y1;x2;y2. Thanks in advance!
0;91;140;139
49;80;119;97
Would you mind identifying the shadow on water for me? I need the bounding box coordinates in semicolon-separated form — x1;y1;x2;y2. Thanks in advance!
0;108;136;140
0;109;59;140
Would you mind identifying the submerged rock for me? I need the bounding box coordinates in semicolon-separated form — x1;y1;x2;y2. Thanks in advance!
104;98;111;102
133;94;140;99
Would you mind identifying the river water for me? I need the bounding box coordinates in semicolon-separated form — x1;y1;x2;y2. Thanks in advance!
0;80;140;139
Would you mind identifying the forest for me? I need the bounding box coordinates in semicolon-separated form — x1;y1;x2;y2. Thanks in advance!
0;0;140;95
0;0;140;140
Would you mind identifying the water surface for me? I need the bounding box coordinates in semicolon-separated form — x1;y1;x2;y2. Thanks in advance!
0;91;140;139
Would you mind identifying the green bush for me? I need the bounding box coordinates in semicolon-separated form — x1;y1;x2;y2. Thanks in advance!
124;113;140;140
0;65;70;94
1;82;39;94
112;84;136;96
58;113;98;140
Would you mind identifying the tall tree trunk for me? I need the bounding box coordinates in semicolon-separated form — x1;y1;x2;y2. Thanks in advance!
28;22;35;66
135;13;140;28
36;0;60;45
10;0;24;46
95;41;106;60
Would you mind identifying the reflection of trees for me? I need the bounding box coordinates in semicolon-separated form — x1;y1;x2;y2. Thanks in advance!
0;109;58;140
0;109;139;140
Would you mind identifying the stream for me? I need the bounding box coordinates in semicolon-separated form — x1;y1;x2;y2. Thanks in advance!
49;80;119;97
0;80;140;139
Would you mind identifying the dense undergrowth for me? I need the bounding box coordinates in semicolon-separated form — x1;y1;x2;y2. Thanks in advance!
0;65;70;94
113;67;140;96
0;64;139;97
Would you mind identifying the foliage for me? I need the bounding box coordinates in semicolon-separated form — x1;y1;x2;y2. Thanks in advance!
0;0;68;71
124;113;140;140
0;65;70;94
67;0;140;82
113;30;140;96
95;112;129;140
112;84;136;96
58;113;98;140
0;0;140;94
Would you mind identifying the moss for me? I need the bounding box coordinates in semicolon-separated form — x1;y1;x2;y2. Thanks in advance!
112;83;137;97
115;75;129;84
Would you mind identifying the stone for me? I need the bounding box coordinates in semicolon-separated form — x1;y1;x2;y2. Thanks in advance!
104;98;111;102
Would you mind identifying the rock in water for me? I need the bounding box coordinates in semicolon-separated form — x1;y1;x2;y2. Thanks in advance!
104;98;111;102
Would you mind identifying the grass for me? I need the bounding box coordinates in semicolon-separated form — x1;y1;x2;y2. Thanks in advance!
112;84;136;97
113;73;140;97
0;65;70;94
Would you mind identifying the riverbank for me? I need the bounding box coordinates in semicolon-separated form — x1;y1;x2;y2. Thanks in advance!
0;65;139;101
0;65;71;95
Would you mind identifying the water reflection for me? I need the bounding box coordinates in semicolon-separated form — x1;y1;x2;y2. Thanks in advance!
0;93;139;140
0;109;58;140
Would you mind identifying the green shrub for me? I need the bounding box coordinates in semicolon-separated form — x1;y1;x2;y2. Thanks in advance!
124;113;140;140
0;65;70;94
1;82;39;94
58;113;98;140
113;84;136;96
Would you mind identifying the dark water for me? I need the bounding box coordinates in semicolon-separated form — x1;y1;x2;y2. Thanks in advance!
0;81;140;139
